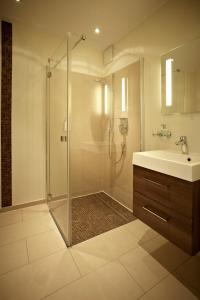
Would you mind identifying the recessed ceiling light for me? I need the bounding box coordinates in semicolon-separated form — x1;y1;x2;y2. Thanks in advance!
94;28;100;34
15;0;21;3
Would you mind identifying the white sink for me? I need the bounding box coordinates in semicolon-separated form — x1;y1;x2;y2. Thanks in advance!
132;150;200;182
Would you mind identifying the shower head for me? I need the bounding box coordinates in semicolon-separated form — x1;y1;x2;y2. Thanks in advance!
72;33;87;50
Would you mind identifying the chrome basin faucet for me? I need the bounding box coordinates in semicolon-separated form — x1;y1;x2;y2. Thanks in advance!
175;136;188;154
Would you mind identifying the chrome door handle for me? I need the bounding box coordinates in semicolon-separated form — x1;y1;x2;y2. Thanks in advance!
60;136;67;142
144;178;169;191
142;206;169;223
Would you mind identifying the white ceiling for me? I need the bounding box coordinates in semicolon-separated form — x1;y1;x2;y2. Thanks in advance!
1;0;169;49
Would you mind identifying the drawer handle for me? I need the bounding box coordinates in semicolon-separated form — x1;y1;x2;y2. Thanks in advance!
144;178;169;191
142;206;169;223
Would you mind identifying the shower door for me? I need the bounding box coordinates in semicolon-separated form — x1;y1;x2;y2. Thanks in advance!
46;34;72;246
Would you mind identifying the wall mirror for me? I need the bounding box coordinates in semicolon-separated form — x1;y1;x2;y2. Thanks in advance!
161;37;200;114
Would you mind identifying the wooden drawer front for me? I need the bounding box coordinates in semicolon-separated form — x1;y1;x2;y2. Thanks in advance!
134;166;193;218
134;191;193;254
169;177;193;218
134;192;170;238
134;166;171;208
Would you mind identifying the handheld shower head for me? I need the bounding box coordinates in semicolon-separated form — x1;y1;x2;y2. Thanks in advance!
81;34;87;41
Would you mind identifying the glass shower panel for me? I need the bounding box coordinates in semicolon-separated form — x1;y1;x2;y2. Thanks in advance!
70;47;105;200
46;35;71;246
107;59;142;210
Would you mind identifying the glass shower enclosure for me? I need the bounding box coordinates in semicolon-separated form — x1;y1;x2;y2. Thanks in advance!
46;32;143;247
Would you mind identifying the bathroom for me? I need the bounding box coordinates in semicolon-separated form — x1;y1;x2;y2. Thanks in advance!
0;0;200;299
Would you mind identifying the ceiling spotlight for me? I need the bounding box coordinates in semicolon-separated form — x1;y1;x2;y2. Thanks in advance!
15;0;21;2
94;28;100;34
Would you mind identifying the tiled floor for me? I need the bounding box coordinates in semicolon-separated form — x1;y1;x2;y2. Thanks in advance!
0;203;199;300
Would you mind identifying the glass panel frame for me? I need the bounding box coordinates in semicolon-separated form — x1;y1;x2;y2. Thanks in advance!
46;33;72;246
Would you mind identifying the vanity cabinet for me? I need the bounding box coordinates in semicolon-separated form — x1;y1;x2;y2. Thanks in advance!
133;165;200;255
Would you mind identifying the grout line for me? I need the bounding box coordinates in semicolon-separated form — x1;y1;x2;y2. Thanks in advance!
0;262;29;279
117;259;145;294
40;253;198;300
0;237;27;249
39;261;102;300
0;239;29;278
0;237;67;279
0;219;22;230
68;248;82;277
0;247;69;280
27;247;67;266
172;268;200;298
0;227;54;248
0;209;24;229
0;209;59;248
39;275;83;300
128;249;194;299
69;245;114;276
172;255;192;272
136;272;170;300
40;258;122;300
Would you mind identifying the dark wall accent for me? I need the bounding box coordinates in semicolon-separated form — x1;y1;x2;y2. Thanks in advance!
1;21;12;207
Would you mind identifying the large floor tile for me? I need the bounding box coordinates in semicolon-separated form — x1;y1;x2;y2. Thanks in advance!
70;234;113;270
23;203;49;212
140;274;199;300
0;249;80;300
102;225;139;258
0;216;56;246
124;219;158;244
71;226;141;275
140;235;189;272
27;230;66;262
22;204;49;222
70;226;139;276
119;246;168;292
0;240;28;276
0;210;22;228
175;252;200;295
44;261;143;300
70;243;109;276
0;222;27;246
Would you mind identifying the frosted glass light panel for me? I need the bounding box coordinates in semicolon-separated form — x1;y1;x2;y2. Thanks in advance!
104;84;108;114
165;58;173;107
121;77;128;116
161;37;200;114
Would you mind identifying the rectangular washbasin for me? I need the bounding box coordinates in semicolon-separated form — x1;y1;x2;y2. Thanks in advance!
132;150;200;182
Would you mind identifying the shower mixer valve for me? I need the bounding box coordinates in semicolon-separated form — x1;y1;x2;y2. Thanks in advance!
119;118;128;135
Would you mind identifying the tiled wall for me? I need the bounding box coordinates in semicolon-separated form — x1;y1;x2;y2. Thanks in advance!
1;21;12;207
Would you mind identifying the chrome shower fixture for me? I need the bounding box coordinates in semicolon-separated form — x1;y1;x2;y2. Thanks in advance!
119;118;128;135
81;34;87;41
72;33;87;49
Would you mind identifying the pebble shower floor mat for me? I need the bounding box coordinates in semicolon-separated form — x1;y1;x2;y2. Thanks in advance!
72;192;136;245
